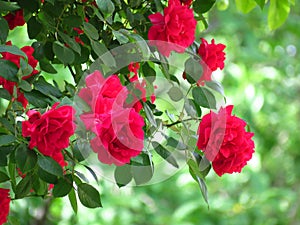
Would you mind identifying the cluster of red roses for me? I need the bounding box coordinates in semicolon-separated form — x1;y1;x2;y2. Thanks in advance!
79;71;145;165
148;0;254;176
148;0;226;85
0;41;39;107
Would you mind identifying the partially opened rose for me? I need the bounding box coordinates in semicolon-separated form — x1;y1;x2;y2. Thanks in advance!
197;38;226;84
22;103;76;167
197;105;255;176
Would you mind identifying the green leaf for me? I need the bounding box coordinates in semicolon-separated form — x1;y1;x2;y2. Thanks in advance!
131;164;154;185
184;57;203;84
166;137;187;150
0;88;11;100
143;102;157;127
52;41;75;65
0;118;14;133
168;86;183;102
58;31;81;54
78;183;102;208
131;153;154;185
152;141;179;168
235;0;257;13
192;86;217;109
0;1;20;13
142;62;156;83
0;59;19;82
254;0;265;9
96;0;115;19
0;18;9;44
15;175;32;199
268;0;290;30
17;0;39;12
114;165;132;187
27;16;43;39
112;30;129;44
83;22;99;40
34;76;62;98
83;165;99;183
90;40;116;67
39;60;57;74
32;176;48;196
193;0;216;14
24;90;52;108
37;155;63;177
62;15;83;28
53;174;73;197
0;135;16;146
19;80;32;92
0;171;10;183
184;98;202;118
68;188;78;214
0;45;27;59
205;80;225;97
15;144;37;174
8;160;16;191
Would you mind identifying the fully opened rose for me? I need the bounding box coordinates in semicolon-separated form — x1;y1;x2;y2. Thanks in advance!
22;103;76;168
148;0;197;57
197;105;255;176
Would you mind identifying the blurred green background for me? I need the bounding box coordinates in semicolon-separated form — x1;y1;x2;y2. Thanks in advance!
6;2;300;225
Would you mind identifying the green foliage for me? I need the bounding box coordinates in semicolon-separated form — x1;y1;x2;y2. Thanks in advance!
268;0;291;30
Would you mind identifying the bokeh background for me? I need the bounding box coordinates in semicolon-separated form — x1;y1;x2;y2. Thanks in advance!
6;2;300;225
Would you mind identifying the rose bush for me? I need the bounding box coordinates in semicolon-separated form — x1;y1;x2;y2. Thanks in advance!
1;0;288;221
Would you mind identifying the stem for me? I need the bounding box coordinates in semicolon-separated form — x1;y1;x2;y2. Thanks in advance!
164;117;201;128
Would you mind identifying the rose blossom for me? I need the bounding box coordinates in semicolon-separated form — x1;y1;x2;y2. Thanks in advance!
148;0;197;57
22;103;76;168
78;70;145;165
197;105;255;176
4;9;25;30
0;41;39;107
197;38;226;84
0;188;10;224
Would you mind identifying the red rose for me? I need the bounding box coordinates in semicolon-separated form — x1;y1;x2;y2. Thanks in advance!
22;103;76;168
148;0;197;57
4;9;25;30
197;105;255;176
78;70;145;165
0;188;10;225
91;108;144;165
0;41;39;107
197;38;226;84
